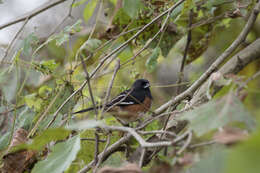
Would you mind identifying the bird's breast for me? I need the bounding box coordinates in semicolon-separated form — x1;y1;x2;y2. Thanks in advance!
108;96;152;124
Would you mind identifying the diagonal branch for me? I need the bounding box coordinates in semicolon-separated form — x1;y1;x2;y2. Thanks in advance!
155;1;260;114
88;0;186;79
0;0;69;30
1;18;29;62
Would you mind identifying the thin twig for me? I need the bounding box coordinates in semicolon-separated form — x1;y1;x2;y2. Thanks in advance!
94;132;99;165
177;131;192;155
239;70;260;90
189;140;216;148
136;110;181;130
49;0;75;36
79;55;98;117
29;86;64;137
101;59;120;116
78;133;132;173
81;138;106;143
93;134;111;173
46;80;88;128
88;0;186;79
74;26;141;69
0;0;68;30
139;148;146;167
138;130;176;137
79;52;100;168
173;129;191;143
100;125;174;148
122;8;173;66
54;0;186;123
0;104;25;115
78;122;191;173
89;0;103;45
1;18;29;62
154;1;260;114
176;9;193;94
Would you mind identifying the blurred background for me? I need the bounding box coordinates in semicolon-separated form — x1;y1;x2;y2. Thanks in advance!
0;0;260;173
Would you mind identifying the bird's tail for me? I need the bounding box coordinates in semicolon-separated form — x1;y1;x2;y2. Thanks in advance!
73;106;102;114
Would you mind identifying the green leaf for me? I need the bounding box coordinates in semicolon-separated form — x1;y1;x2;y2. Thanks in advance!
38;85;52;98
7;49;22;73
145;47;160;73
171;3;183;19
32;135;80;173
179;94;256;137
79;38;102;53
11;128;71;152
107;38;133;62
68;120;102;130
0;68;18;102
51;83;76;115
188;146;227;173
72;0;88;8
0;132;10;151
41;59;59;72
109;0;117;6
181;0;195;15
35;59;59;75
24;93;43;112
83;0;97;22
21;32;39;56
55;32;70;46
17;107;35;130
123;0;143;19
64;19;82;34
117;45;133;62
225;130;260;173
204;0;229;9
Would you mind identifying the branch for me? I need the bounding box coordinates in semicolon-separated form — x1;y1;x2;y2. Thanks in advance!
52;0;186;123
88;0;186;79
189;140;216;148
78;134;132;173
1;18;29;62
176;9;193;94
0;0;68;30
177;131;192;155
139;148;146;167
92;134;111;173
191;38;260;104
29;86;64;136
48;0;75;36
46;80;88;129
138;130;176;137
78;124;190;173
101;59;120;116
155;1;260;114
101;125;173;148
79;54;98;117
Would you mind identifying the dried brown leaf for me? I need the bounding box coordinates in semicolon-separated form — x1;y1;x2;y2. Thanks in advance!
214;127;248;145
1;128;37;173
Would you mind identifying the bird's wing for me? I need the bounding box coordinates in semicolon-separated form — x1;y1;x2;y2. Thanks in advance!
107;89;136;106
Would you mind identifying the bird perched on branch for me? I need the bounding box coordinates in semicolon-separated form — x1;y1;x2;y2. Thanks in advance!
73;79;152;125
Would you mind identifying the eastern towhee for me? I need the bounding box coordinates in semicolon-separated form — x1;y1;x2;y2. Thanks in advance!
73;79;152;125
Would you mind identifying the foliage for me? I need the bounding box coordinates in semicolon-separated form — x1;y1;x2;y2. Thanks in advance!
178;93;255;137
32;135;80;173
0;0;259;173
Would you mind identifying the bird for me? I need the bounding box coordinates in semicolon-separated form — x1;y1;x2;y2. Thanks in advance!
73;79;152;125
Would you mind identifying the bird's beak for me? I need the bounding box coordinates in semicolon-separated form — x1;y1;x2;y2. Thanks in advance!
144;83;150;88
